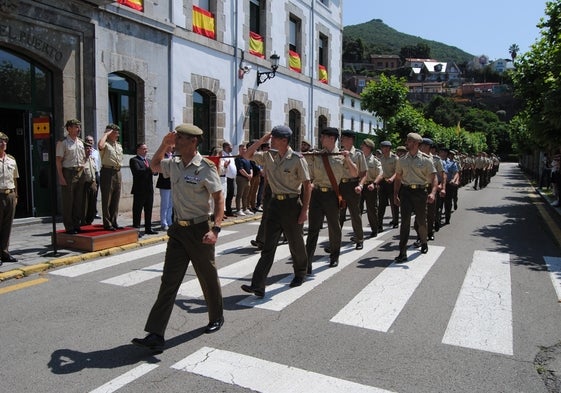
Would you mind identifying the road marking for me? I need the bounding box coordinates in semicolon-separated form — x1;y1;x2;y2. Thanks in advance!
100;235;257;287
442;250;513;355
543;256;561;302
237;238;380;311
331;246;444;331
171;346;395;393
0;277;48;294
89;363;158;393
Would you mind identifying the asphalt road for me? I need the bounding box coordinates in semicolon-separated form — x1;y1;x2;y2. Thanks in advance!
1;162;560;393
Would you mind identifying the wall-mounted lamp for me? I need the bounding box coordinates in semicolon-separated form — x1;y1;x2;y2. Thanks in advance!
257;53;280;85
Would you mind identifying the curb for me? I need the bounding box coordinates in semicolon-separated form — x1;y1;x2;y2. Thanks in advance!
0;214;262;282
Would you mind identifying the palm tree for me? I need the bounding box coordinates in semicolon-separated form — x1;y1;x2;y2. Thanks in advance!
509;44;520;61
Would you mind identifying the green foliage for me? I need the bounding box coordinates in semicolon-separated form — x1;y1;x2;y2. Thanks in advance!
360;74;409;121
343;19;473;64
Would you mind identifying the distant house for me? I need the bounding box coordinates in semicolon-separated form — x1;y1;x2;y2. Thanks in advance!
344;75;375;94
369;54;401;70
489;58;514;74
405;58;462;84
340;88;382;135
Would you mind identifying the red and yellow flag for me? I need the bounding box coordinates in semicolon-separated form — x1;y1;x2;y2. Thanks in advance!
117;0;143;11
249;31;265;58
289;50;301;73
319;65;328;84
193;5;215;39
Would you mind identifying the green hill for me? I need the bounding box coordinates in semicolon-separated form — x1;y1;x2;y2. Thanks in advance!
344;19;474;64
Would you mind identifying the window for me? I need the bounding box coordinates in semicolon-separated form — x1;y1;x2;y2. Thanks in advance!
288;109;301;150
249;0;265;58
318;34;328;83
193;89;216;155
318;115;327;141
193;0;216;39
360;119;364;133
340;114;344;130
351;118;354;131
288;16;302;73
108;73;138;154
248;101;265;141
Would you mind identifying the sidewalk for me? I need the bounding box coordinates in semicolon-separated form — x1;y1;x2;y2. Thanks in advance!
0;211;262;282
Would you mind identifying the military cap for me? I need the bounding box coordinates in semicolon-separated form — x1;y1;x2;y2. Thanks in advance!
420;138;434;146
449;149;457;155
271;125;292;139
341;129;356;138
84;140;93;148
65;118;81;127
321;127;339;137
106;123;120;131
175;123;203;136
362;138;375;149
376;149;382;154
396;145;407;152
301;139;311;146
380;140;392;147
406;132;422;142
0;132;8;141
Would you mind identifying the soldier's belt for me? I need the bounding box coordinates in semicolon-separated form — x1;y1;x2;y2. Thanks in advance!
404;184;428;190
0;189;14;194
316;186;332;192
341;177;359;183
272;193;299;201
176;215;210;227
102;165;121;171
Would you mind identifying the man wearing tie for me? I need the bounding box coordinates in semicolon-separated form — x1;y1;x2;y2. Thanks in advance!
130;143;158;235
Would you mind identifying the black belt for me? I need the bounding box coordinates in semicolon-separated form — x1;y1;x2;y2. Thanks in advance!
0;189;14;195
341;178;359;183
403;184;428;190
175;215;210;227
315;186;332;192
271;193;299;201
102;165;121;171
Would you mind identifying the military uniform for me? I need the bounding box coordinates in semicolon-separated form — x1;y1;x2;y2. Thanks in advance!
0;132;19;263
99;124;123;229
395;135;436;259
56;120;86;233
378;142;399;229
360;142;383;238
82;144;98;225
142;124;224;341
243;126;310;295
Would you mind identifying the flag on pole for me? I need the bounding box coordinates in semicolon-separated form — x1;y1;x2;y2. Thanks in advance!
193;5;216;39
319;65;328;84
117;0;143;11
249;32;265;58
289;50;301;73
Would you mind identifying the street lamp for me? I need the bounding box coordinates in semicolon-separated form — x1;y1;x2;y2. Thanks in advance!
257;53;280;85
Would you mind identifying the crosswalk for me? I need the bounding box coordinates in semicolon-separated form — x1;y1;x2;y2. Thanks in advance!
46;225;561;393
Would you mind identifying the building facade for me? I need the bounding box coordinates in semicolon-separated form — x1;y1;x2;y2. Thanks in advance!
0;0;343;218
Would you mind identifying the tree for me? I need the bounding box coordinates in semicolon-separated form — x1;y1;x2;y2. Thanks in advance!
509;44;520;61
511;0;561;149
360;74;409;140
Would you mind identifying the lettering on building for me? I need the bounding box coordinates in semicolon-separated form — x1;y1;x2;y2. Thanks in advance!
0;23;64;62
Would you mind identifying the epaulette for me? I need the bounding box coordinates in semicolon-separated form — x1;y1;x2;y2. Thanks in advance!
202;157;217;168
6;154;15;160
420;151;431;158
293;151;303;158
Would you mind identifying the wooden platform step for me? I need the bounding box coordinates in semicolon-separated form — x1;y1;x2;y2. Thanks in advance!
56;225;139;252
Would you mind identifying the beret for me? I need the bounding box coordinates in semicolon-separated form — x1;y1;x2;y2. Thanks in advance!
396;145;407;152
380;140;392;147
106;123;120;131
65;118;81;127
175;123;203;136
406;132;422;142
341;129;355;138
362;138;375;149
0;132;8;141
420;138;434;146
321;127;339;137
271;125;292;139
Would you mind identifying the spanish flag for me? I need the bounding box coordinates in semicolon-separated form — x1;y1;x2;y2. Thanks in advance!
249;31;265;58
193;5;215;39
319;65;328;84
117;0;143;11
289;50;301;73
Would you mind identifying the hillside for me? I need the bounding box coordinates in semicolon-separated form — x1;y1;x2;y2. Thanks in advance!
344;19;474;64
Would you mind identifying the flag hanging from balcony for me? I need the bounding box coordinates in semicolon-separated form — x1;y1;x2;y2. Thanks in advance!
193;5;216;39
118;0;143;11
289;50;301;73
319;65;328;84
249;32;265;58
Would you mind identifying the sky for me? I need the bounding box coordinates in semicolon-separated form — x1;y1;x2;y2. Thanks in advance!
342;0;548;60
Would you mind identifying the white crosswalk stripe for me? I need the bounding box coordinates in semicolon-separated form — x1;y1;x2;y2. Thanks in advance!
170;346;395;393
442;250;513;355
331;245;444;332
89;363;159;393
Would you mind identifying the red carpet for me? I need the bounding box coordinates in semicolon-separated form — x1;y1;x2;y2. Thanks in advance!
56;224;135;237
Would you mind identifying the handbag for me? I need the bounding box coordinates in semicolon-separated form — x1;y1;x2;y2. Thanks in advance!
321;154;346;210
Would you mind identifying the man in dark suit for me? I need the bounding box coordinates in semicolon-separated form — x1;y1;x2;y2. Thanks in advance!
130;143;158;235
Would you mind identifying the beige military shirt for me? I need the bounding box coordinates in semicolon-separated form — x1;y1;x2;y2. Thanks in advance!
56;136;85;168
344;146;367;179
83;156;97;183
0;154;19;189
100;141;123;168
364;153;382;182
380;153;398;178
396;151;436;186
308;147;351;188
475;156;486;169
251;148;310;195
161;153;222;219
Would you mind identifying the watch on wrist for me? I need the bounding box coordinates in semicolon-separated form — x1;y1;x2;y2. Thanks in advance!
211;226;221;233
